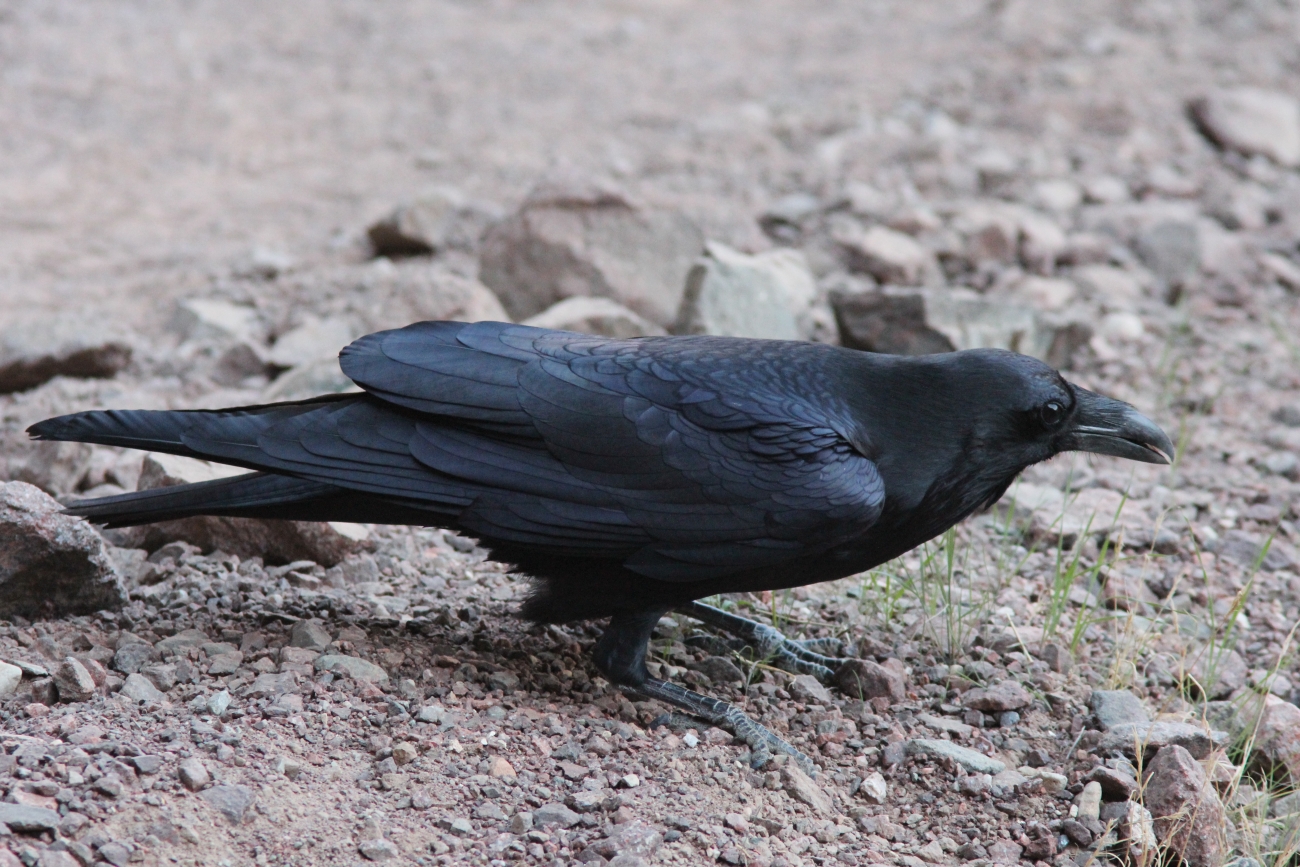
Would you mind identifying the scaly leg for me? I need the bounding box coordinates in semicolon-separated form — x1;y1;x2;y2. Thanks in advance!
677;600;848;682
592;608;816;775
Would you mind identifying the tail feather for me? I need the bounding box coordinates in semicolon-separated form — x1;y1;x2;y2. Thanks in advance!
30;395;460;528
29;408;204;457
65;472;457;528
64;473;331;527
27;395;354;466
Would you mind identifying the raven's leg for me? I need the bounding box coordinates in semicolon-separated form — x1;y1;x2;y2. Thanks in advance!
677;600;848;682
592;609;816;776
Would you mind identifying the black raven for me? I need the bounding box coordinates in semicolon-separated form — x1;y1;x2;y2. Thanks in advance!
29;320;1172;771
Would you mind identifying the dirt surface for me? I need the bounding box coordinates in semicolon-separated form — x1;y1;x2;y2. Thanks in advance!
4;2;1300;867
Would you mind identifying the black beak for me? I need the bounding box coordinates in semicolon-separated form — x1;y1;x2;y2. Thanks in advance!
1066;388;1174;465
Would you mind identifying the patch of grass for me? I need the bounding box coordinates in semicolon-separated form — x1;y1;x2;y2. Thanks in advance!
861;523;1013;664
1171;531;1274;703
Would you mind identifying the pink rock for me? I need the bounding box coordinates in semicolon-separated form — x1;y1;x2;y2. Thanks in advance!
1251;694;1300;784
986;840;1023;864
590;819;663;860
835;658;906;702
1142;744;1226;867
962;679;1031;712
53;657;96;703
479;175;703;328
780;762;834;816
0;481;125;619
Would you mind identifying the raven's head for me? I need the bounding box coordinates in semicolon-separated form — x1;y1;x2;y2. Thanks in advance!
954;349;1174;468
860;348;1174;519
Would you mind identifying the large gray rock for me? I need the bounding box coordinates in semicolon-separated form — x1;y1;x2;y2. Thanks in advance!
262;357;361;402
1084;765;1138;801
367;188;497;257
996;276;1077;312
835;658;906;702
111;453;369;567
1072;265;1145;310
590;820;664;861
835;223;940;285
210;341;272;387
290;620;333;652
0;318;132;395
224;263;496;373
1142;745;1226;867
178;757;210;791
170;299;263;343
674;242;818;340
1190;88;1300;167
833;287;1083;365
0;661;21;698
153;628;210;657
8;440;94;496
109;644;157;675
1089;690;1149;731
787;674;832;705
0;803;62;833
1217;529;1296;571
313;654;389;684
246;671;299;698
1180;647;1248;700
479;177;703;327
137;452;245;491
947;201;1021;267
780;762;834;815
0;481;125;618
831;289;956;356
199;784;255;824
905;739;1005;775
119;672;165;703
266;316;357;369
995;484;1130;549
533;802;580;829
317;257;509;335
348;263;511;335
1245;694;1300;785
962;679;1031;712
918;289;1045;357
1017;211;1068;274
53;657;96;702
1097;720;1215;760
523;297;666;338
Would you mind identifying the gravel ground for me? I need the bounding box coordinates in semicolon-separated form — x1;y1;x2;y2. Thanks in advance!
4;2;1300;867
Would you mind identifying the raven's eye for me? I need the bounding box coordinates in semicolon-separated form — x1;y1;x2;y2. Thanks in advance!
1040;400;1066;427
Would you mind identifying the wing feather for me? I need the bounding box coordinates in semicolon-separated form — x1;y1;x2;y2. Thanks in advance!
107;321;889;583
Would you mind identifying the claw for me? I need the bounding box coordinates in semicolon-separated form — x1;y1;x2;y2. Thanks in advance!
793;637;846;657
649;712;710;732
678;601;852;685
738;620;847;682
635;677;817;777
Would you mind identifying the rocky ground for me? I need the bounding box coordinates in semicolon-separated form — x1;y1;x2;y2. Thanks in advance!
3;2;1300;866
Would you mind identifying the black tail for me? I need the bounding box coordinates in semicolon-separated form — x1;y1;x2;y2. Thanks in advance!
30;396;453;529
65;472;336;527
64;471;450;528
26;395;353;465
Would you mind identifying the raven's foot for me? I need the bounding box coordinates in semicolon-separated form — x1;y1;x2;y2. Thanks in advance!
633;677;817;776
678;600;849;682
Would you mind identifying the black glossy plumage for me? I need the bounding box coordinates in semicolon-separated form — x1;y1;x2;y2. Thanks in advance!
29;320;1144;622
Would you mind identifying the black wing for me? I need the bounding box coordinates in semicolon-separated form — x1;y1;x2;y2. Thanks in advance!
336;321;886;581
37;321;887;584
